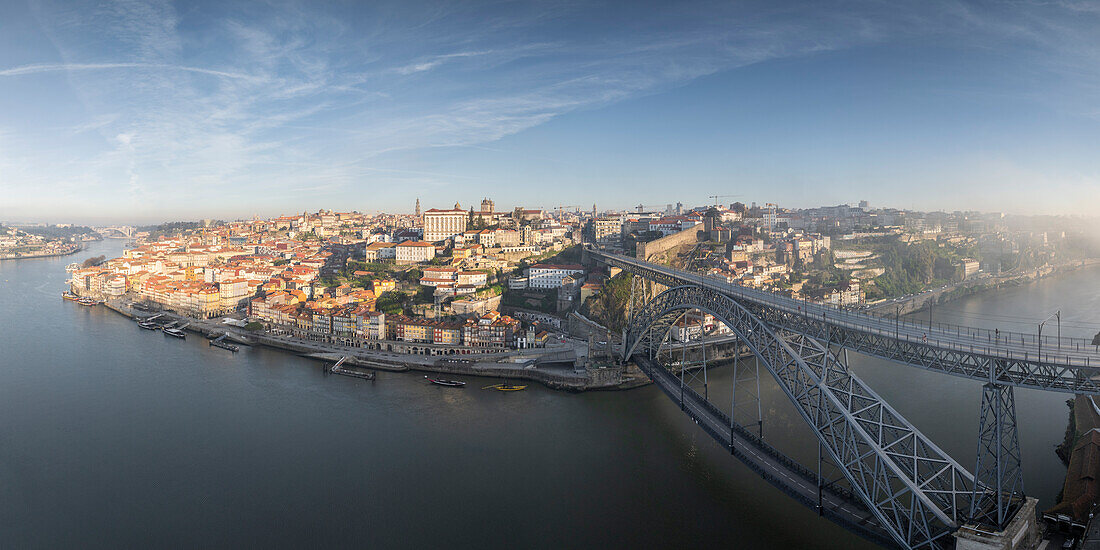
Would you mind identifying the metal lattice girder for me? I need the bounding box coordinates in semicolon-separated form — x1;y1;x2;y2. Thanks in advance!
625;285;975;550
594;249;1100;394
969;383;1024;529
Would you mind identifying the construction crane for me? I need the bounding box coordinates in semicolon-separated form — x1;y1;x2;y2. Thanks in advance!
554;205;579;213
635;204;668;214
708;194;741;208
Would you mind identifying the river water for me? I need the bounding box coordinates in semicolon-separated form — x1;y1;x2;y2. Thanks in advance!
0;239;1095;549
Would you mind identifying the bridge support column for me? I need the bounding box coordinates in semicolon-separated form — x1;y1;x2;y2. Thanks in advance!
955;497;1040;550
968;382;1024;530
730;338;762;439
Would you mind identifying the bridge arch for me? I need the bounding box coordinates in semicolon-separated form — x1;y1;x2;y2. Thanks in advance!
624;285;975;550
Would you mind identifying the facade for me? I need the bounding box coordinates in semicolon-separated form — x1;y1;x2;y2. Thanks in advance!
364;242;397;261
395;241;437;264
422;206;467;242
590;217;622;245
462;311;519;350
960;258;980;278
525;264;585;290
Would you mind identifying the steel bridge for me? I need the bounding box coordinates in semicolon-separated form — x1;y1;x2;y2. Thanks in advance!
588;248;1100;550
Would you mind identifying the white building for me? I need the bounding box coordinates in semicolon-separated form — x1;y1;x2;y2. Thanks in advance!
422;205;467;243
525;264;585;290
395;241;437;264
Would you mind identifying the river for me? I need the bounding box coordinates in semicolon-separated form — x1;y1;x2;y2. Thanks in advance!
0;239;1095;549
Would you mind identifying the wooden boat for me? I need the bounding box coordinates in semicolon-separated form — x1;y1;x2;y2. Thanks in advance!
425;376;465;387
62;291;80;301
482;383;527;391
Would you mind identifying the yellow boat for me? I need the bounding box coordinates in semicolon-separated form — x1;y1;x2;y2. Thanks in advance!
481;383;527;391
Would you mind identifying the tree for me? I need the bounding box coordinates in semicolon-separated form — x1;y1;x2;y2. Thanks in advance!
82;255;106;268
376;291;408;315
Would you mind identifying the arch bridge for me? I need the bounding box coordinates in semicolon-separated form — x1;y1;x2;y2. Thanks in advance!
588;248;1100;550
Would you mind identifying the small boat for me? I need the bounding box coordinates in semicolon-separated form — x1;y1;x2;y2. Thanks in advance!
209;338;239;352
77;297;99;306
163;327;187;339
482;383;527;391
138;321;160;330
425;376;465;387
62;291;80;301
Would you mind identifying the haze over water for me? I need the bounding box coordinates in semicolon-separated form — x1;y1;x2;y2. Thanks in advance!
0;240;1094;548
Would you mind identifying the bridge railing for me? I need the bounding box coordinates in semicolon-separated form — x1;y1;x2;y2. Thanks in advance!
600;251;1100;369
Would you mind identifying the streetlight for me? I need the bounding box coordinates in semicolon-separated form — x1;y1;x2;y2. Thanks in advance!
1039;311;1060;364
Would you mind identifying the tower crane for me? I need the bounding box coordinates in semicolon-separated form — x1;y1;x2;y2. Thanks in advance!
708;194;741;208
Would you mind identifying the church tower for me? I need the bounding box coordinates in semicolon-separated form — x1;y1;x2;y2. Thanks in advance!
415;197;421;217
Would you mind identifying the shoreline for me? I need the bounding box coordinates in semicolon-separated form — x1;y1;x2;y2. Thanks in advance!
0;243;85;261
100;298;648;392
867;258;1100;317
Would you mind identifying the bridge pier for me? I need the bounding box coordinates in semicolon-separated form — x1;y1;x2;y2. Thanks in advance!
955;497;1040;550
969;382;1025;530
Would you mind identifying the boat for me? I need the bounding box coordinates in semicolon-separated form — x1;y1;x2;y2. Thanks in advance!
62;291;80;301
77;297;99;306
138;321;160;330
209;340;239;352
162;327;187;339
482;383;527;391
425;376;465;387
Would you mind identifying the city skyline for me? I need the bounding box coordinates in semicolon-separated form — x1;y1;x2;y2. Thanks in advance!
2;0;1100;223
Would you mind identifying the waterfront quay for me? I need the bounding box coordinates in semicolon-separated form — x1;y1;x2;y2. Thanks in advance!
102;298;634;391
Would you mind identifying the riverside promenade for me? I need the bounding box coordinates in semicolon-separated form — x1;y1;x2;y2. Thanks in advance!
103;299;634;391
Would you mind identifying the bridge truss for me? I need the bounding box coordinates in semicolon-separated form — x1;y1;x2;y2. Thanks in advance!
620;281;1045;549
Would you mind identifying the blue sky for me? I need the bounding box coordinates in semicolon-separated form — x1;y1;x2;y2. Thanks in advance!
1;0;1099;224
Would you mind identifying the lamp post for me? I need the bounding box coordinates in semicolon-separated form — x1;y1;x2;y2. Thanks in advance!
1039;311;1060;364
896;305;900;341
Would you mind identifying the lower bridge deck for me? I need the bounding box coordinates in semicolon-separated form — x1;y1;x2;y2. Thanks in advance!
635;355;899;548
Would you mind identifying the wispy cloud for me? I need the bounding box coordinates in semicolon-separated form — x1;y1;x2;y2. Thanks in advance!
1;0;1099;221
0;62;261;81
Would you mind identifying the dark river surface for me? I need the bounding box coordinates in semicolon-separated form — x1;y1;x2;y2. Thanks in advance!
1;239;1097;549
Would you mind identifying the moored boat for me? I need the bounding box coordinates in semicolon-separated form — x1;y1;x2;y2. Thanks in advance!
62;291;80;301
425;376;465;387
163;327;186;339
482;382;527;391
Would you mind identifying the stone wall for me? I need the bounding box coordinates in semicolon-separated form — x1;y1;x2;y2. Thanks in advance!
636;224;704;261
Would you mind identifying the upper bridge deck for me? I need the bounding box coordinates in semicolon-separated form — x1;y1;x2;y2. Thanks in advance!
591;249;1100;394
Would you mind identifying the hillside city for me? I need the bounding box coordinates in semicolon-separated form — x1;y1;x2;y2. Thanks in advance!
56;198;1100;357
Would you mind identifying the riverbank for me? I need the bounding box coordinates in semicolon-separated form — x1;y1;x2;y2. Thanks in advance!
0;243;83;261
867;258;1100;316
100;298;641;392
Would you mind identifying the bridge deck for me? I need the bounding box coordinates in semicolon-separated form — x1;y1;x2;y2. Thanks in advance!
596;250;1100;393
635;356;898;548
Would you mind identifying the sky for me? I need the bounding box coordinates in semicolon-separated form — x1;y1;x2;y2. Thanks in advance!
1;0;1099;224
